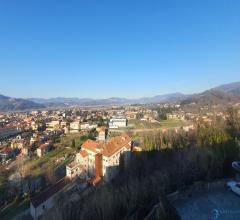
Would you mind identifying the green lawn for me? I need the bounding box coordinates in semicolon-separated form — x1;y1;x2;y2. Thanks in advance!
56;133;84;148
20;147;74;177
0;172;7;189
19;133;84;178
110;119;187;132
159;119;187;128
128;119;187;129
128;119;161;129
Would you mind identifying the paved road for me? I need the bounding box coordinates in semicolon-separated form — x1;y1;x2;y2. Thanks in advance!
173;188;240;220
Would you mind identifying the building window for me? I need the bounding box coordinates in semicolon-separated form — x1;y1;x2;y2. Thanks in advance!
42;205;45;210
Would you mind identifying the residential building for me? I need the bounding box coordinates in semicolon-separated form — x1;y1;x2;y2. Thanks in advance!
109;117;128;129
22;147;30;156
46;121;60;131
80;123;97;130
0;128;19;140
30;177;70;220
37;143;52;157
66;133;131;182
96;126;107;141
70;121;80;132
0;146;15;162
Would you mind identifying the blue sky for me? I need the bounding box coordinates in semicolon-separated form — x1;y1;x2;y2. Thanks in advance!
0;0;240;99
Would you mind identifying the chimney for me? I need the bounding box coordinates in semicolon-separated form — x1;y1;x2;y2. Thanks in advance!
95;153;103;178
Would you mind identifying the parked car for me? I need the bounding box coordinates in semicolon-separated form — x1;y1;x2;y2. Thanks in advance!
227;181;240;196
232;161;240;172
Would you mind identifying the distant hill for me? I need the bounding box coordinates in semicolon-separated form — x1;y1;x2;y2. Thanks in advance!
28;97;94;104
135;93;188;104
0;94;45;111
2;81;240;110
181;82;240;106
28;93;187;106
25;82;240;107
213;82;240;94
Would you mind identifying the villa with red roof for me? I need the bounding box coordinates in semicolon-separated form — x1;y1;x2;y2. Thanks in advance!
66;133;132;182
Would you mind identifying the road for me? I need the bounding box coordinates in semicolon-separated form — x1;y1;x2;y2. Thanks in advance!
173;187;240;220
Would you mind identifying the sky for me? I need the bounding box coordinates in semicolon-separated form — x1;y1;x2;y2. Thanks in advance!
0;0;240;99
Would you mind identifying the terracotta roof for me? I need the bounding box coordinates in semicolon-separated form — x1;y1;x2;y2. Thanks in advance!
102;135;131;157
30;177;70;208
121;133;131;143
81;134;131;157
79;150;88;158
82;139;99;153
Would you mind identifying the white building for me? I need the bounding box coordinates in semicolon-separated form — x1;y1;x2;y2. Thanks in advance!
30;177;70;220
96;126;107;141
66;150;88;179
37;143;51;157
70;121;80;132
109;117;128;129
66;134;131;182
80;123;97;130
46;121;60;131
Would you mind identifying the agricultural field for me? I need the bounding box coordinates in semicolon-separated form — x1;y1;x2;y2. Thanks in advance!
128;119;161;129
127;118;188;130
159;118;188;128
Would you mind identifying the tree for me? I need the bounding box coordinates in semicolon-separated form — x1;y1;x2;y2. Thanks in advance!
71;139;76;148
227;107;240;140
96;116;105;126
88;128;97;140
136;112;144;120
156;108;168;120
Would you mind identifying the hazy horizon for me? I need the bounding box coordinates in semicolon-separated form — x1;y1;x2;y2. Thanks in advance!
1;80;240;100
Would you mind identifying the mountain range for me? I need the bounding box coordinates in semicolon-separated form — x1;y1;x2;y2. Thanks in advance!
27;92;186;106
181;82;240;106
0;95;45;111
0;82;240;111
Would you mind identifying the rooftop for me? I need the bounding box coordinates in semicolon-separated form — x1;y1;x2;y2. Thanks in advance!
30;177;70;208
81;133;131;157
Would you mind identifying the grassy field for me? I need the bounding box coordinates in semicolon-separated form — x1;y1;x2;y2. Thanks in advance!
128;119;161;129
56;133;84;149
159;119;188;128
20;133;84;179
127;118;187;130
0;171;7;189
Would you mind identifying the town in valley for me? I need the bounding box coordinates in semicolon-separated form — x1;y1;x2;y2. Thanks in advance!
1;82;240;219
1;1;240;219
